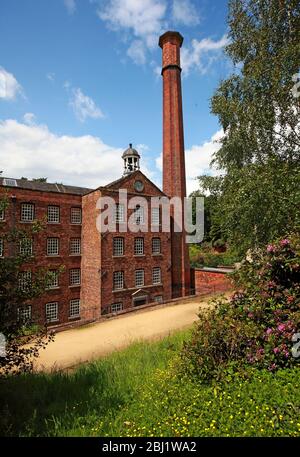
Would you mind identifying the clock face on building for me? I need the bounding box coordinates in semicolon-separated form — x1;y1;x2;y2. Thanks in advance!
134;180;144;192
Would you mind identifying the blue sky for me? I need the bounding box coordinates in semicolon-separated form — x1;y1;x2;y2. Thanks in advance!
0;0;230;194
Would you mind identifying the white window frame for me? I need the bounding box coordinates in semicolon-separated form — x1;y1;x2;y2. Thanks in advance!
152;267;161;285
70;268;81;286
47;270;59;289
19;238;33;256
70;238;81;255
114;203;125;223
135;269;145;287
47;238;59;256
151;207;160;225
70;207;82;224
134;205;144;225
113;271;124;290
18;305;32;323
47;205;60;223
113;237;124;256
0;238;3;257
46;302;58;323
152;237;161;254
21;203;34;222
134;237;144;256
69;299;80;318
18;270;32;292
111;302;123;313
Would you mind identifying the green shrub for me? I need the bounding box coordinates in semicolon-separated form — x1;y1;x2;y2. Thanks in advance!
183;234;300;381
189;244;240;267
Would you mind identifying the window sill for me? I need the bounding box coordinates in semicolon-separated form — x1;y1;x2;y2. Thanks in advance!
46;287;60;291
47;319;59;324
70;223;82;226
69;315;80;320
152;253;162;256
19;221;34;224
118;284;163;292
69;284;81;288
134;254;145;257
69;254;81;257
112;288;126;292
113;255;125;258
46;255;61;258
47;222;60;225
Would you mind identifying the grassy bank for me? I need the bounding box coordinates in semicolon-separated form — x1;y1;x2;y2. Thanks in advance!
0;330;190;436
0;328;299;437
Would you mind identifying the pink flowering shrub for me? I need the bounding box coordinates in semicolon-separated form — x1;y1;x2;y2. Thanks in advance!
182;234;300;381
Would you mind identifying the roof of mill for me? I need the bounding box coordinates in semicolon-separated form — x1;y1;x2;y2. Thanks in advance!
0;176;92;196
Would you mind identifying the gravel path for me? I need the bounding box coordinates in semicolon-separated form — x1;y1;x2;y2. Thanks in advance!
35;295;220;372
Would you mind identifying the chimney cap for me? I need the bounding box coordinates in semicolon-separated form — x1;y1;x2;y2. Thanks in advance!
159;31;183;48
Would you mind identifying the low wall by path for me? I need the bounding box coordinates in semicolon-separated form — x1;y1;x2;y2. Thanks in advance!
191;267;234;295
48;269;234;334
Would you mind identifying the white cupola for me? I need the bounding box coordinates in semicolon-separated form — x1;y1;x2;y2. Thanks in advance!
122;143;140;175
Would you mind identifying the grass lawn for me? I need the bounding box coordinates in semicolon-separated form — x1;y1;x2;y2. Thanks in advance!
0;328;299;437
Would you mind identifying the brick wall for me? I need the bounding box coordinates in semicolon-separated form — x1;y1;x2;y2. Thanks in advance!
100;190;172;313
192;268;234;295
80;189;102;321
0;188;82;325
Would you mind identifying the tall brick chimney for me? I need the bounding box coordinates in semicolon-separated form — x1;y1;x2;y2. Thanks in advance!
159;31;190;298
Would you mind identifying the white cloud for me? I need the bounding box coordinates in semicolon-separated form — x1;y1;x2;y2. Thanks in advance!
97;0;167;64
69;87;105;122
181;35;229;75
155;130;224;195
0;67;23;100
64;0;76;14
46;72;55;82
23;113;36;125
185;129;224;194
0;119;155;189
171;0;200;26
96;0;227;74
0;119;122;187
127;40;147;65
136;143;149;152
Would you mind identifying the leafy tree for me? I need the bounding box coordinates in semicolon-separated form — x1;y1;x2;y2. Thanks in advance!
197;0;300;255
189;190;213;243
199;160;300;254
32;178;47;183
0;196;55;376
212;0;300;169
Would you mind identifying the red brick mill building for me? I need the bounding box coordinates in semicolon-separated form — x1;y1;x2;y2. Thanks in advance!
0;31;198;328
